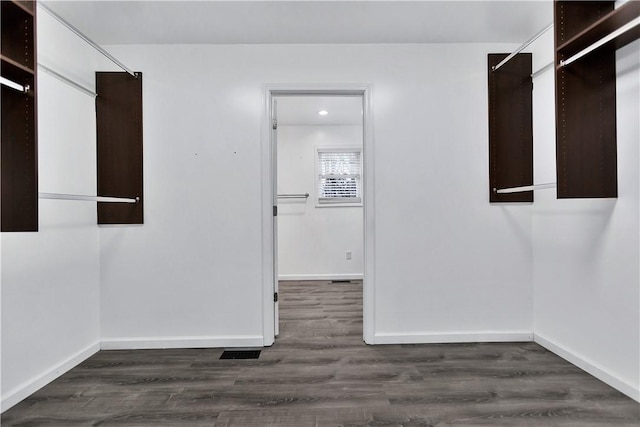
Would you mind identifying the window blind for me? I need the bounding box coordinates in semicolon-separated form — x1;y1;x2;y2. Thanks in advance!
317;150;361;203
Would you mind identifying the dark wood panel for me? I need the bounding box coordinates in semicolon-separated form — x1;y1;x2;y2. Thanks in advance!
0;1;35;71
555;1;613;46
3;280;639;426
555;0;618;199
1;81;38;232
488;53;533;203
96;72;143;224
557;1;640;56
1;0;37;232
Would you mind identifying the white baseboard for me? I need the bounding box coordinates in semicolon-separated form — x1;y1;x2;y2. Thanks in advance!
278;273;363;281
534;333;640;402
374;330;533;345
1;341;100;413
100;335;265;350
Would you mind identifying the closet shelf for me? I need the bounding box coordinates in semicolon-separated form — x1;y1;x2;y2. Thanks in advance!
1;55;35;76
557;1;640;57
9;1;34;16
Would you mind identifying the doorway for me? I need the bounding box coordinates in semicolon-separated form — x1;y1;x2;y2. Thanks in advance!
262;87;375;346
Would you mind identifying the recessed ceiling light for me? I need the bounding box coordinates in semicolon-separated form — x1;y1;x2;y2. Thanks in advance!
318;110;328;116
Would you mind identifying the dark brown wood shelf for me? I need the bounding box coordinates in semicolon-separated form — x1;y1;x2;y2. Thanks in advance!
1;55;35;76
1;0;37;232
9;0;35;16
557;1;640;58
553;0;637;199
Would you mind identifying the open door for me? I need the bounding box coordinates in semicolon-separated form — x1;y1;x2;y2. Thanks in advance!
272;97;279;337
264;87;374;345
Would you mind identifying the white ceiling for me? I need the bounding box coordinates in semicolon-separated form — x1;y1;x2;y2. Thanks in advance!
42;1;553;45
277;96;363;126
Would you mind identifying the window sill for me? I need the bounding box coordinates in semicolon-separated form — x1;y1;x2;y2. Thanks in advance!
315;203;363;208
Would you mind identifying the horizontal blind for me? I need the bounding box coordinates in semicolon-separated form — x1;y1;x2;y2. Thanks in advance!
317;150;361;202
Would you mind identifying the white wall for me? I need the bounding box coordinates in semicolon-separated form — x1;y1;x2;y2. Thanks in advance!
277;124;364;281
0;12;111;411
98;43;533;348
531;28;640;401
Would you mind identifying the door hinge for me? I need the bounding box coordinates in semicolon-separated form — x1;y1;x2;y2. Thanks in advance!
274;292;278;302
273;205;278;216
272;118;278;130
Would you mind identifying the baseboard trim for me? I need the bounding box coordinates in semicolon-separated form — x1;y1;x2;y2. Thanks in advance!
278;273;363;281
374;330;533;345
100;335;265;350
534;333;640;402
1;341;100;413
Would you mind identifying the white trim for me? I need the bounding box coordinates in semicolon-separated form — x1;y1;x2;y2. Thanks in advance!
278;273;364;281
1;341;100;412
373;331;533;345
261;89;275;346
362;87;375;344
100;335;264;350
262;84;375;347
534;333;640;402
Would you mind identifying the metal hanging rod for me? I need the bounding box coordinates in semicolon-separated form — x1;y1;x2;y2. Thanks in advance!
38;2;137;78
277;193;310;199
560;16;640;68
39;192;139;203
492;23;554;72
531;61;554;79
38;63;97;97
1;76;29;93
494;183;556;194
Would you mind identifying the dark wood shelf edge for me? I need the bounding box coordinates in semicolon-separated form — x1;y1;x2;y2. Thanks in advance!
557;1;640;54
1;55;35;75
7;0;35;16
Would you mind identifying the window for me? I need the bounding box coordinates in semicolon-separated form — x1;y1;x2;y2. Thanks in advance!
316;148;362;205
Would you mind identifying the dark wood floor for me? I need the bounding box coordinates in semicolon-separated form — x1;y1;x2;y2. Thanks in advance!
2;280;639;426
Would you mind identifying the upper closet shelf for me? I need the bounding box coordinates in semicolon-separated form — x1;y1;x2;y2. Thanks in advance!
10;1;35;15
1;55;34;75
557;1;640;66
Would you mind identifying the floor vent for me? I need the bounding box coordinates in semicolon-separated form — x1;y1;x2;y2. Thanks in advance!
220;350;261;360
331;280;351;283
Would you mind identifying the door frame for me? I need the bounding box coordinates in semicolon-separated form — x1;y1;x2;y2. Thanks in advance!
261;85;376;346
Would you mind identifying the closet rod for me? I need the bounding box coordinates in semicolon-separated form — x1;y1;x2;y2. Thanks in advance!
1;76;29;93
494;182;556;194
38;3;137;78
531;61;554;79
560;16;640;67
492;23;553;72
277;193;310;199
39;192;139;203
38;64;97;98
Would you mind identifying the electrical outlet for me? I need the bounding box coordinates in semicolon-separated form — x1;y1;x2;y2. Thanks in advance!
346;251;352;260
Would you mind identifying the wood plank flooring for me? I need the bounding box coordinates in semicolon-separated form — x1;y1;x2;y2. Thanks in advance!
2;280;639;426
